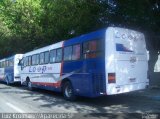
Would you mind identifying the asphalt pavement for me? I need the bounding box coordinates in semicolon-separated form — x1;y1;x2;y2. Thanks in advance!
0;82;159;116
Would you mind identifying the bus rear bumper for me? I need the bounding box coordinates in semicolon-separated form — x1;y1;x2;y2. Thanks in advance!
106;82;149;95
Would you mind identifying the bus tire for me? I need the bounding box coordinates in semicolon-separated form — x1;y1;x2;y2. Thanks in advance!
63;81;76;101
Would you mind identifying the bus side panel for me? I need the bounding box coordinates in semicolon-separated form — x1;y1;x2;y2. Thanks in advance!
20;42;63;91
62;60;94;97
62;58;106;97
31;83;61;92
5;66;14;83
21;63;62;90
62;30;106;97
0;68;5;81
84;58;106;97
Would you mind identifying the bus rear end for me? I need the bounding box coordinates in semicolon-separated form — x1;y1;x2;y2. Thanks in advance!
105;27;149;95
14;54;23;82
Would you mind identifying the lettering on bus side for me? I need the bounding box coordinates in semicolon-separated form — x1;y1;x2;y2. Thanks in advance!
42;66;47;73
37;67;41;72
29;66;36;73
29;66;47;73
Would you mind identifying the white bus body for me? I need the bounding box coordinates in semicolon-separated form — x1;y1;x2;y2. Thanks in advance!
105;27;149;95
13;54;24;82
0;54;23;84
20;42;63;87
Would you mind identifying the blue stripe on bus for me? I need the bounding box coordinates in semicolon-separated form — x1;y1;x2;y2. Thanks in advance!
116;43;133;52
5;66;14;83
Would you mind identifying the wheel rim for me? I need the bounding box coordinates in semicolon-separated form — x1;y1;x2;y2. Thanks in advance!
65;85;72;98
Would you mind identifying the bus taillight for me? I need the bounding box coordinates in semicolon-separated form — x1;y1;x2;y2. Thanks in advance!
108;73;116;83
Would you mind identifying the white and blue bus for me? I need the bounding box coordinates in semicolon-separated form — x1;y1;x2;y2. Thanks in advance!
20;27;149;100
0;54;23;85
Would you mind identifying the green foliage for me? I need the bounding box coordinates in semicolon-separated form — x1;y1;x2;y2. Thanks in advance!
40;0;103;46
0;0;159;58
0;0;43;57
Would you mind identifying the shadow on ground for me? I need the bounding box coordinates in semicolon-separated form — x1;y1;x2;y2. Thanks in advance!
0;82;160;113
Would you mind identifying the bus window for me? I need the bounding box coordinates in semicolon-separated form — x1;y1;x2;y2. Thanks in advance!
19;58;24;66
28;56;32;66
83;40;100;59
7;60;9;67
32;55;37;65
12;59;14;66
5;60;9;67
56;48;62;62
44;51;49;64
64;46;72;61
90;40;97;51
24;57;28;66
23;57;26;66
10;59;14;67
9;60;11;66
50;49;56;63
72;44;80;60
36;54;39;65
2;61;5;68
40;52;45;64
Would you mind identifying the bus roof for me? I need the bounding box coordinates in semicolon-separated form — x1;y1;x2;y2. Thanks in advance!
64;28;106;46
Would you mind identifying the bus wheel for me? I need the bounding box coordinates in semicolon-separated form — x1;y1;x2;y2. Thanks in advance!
63;81;76;101
27;81;33;91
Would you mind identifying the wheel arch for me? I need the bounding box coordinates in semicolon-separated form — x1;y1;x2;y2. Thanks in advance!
26;76;30;83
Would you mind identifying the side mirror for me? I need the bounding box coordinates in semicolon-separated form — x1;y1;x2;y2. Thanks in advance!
18;59;24;70
18;62;21;66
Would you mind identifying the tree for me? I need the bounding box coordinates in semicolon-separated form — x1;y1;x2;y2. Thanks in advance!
40;0;104;45
0;0;43;57
0;0;159;58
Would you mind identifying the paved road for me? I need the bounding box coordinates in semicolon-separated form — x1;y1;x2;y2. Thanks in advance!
0;82;159;114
